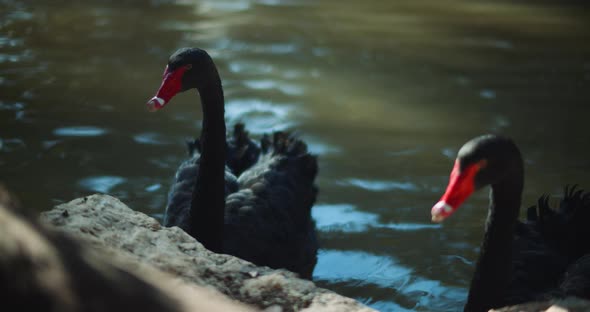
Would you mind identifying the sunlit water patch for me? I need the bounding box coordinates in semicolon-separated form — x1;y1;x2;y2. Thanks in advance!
78;176;125;193
214;38;299;55
53;126;108;137
313;203;378;232
133;132;174;145
337;178;419;192
301;136;341;155
145;183;162;192
314;250;412;287
479;89;496;99
243;79;305;96
228;60;274;75
198;0;251;13
225;98;299;134
313;203;440;233
3;1;589;311
315;250;466;311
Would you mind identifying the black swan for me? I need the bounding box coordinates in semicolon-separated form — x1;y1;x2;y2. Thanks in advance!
431;134;590;312
146;48;319;279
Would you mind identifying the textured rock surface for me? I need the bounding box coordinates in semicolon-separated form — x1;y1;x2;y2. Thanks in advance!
0;186;254;312
40;194;375;312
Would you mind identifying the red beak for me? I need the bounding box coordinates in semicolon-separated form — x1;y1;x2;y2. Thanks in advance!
431;160;482;223
146;65;189;112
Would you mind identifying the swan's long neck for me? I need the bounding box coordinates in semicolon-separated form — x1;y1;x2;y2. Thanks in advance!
464;166;524;312
190;77;226;253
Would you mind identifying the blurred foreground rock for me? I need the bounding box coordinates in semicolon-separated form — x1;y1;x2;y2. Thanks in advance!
40;194;375;312
0;186;254;312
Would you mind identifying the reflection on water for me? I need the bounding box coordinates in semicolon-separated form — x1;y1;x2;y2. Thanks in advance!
338;178;419;192
54;126;108;137
315;250;412;288
2;0;590;311
133;132;174;145
145;183;162;192
78;175;125;193
315;250;465;311
314;203;440;233
314;203;378;232
225;98;298;133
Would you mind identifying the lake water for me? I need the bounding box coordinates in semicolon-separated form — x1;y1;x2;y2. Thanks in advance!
1;0;589;310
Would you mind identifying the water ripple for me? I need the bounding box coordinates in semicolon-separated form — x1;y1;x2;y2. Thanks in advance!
228;60;274;74
302;137;341;155
0;138;25;152
441;148;456;159
338;178;418;192
215;38;298;55
313;203;440;233
243;79;305;96
145;183;162;192
479;89;496;99
53;126;108;137
0;101;25;111
314;250;412;288
200;0;251;13
313;203;378;232
133;132;173;145
78;176;125;193
225;99;298;134
387;147;423;157
315;250;465;311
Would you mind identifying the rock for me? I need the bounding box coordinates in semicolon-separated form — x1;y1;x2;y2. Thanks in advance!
7;189;589;312
40;194;375;312
0;185;254;312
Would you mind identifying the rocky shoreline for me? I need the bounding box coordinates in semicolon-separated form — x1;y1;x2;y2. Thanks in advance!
40;194;375;312
2;189;587;311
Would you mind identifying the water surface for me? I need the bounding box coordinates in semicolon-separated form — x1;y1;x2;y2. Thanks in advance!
1;0;590;310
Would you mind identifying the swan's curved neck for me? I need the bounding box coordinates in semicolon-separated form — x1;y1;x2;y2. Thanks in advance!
465;166;524;312
190;78;226;253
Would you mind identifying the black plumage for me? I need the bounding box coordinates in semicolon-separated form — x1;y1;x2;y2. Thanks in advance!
432;135;590;312
148;48;318;279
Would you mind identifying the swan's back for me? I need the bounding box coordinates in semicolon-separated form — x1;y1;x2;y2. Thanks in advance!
529;186;590;261
163;125;318;279
506;186;590;305
224;131;319;278
226;123;260;176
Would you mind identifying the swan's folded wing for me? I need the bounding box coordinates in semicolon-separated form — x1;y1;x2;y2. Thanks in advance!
226;123;260;176
223;131;319;278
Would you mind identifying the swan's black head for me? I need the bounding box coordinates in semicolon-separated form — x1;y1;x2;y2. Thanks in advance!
147;47;220;111
431;134;523;222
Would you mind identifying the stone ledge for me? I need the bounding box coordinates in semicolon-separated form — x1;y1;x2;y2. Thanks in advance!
40;194;375;312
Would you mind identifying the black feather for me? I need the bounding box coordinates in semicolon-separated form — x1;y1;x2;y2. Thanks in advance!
165;125;318;279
